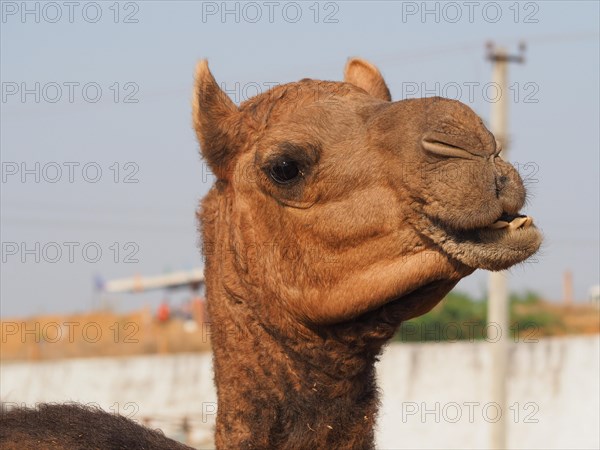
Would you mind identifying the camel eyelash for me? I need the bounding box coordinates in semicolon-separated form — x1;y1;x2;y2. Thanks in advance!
259;142;319;182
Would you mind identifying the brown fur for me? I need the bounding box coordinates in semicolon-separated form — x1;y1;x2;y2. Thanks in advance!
0;403;193;449
0;58;541;450
195;58;541;449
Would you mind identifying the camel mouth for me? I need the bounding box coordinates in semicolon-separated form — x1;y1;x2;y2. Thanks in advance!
425;212;542;271
429;211;537;238
486;212;533;231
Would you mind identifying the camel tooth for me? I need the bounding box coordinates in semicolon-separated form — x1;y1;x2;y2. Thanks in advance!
522;216;533;228
489;220;509;229
509;217;528;230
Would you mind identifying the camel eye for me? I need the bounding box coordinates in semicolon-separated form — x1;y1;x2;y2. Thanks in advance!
269;159;301;184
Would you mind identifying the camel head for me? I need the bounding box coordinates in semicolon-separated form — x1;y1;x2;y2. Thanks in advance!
194;58;542;330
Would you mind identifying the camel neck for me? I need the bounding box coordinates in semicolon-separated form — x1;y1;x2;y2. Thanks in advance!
208;288;381;450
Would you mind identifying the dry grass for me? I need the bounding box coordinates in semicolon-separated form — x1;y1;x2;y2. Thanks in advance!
1;303;597;362
549;303;600;335
0;308;211;362
510;301;600;337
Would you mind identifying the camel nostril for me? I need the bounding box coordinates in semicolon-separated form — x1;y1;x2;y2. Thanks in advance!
495;175;508;197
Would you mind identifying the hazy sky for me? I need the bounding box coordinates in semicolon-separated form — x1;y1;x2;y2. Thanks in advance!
1;1;599;317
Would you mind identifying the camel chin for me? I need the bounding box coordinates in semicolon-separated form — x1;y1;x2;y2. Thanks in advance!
426;213;542;272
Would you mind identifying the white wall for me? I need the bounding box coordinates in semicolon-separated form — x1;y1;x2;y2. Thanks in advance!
376;336;599;449
2;336;598;449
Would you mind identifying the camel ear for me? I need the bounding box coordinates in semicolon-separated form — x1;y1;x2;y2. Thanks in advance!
193;60;240;179
344;58;391;101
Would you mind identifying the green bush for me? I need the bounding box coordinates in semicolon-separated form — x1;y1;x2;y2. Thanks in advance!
395;292;486;342
394;290;562;342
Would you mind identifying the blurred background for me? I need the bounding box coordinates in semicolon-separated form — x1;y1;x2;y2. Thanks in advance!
1;1;598;449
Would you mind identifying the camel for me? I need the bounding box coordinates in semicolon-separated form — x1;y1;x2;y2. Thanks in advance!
0;58;541;450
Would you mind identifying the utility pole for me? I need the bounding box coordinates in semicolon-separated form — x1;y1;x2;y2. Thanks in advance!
485;41;525;450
